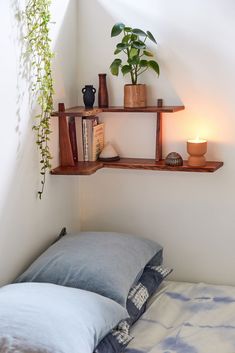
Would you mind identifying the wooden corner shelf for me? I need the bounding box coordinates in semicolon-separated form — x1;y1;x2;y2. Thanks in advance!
50;102;223;176
51;159;223;175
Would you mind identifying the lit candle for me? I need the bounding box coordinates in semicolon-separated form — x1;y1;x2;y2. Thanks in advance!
187;137;207;167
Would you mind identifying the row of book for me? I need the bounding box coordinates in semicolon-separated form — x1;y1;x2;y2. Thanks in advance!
68;116;104;162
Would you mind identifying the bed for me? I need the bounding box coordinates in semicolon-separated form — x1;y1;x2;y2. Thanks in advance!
0;231;234;353
126;280;235;353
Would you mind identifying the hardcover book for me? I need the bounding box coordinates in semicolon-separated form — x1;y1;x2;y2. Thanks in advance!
92;123;104;161
82;117;102;161
75;117;84;162
68;117;78;162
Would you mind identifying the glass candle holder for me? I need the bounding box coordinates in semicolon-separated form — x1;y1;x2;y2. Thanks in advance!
187;138;207;167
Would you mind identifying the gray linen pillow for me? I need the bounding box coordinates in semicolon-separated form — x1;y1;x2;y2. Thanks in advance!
16;232;162;307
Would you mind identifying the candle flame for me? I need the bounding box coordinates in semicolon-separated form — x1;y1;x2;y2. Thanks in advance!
187;137;207;143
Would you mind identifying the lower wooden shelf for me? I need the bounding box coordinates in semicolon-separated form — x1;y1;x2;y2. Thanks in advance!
50;159;223;175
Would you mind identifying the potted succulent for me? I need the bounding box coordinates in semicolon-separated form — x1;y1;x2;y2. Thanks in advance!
110;23;160;108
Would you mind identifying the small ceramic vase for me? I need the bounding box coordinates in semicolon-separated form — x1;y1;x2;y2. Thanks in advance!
82;85;96;109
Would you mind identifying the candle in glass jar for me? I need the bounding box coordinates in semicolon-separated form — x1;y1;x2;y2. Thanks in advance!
187;137;207;167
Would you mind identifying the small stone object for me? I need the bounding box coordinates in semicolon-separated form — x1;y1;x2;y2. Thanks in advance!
165;152;183;166
99;143;120;162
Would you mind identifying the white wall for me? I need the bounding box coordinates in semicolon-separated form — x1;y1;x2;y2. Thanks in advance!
0;0;80;285
77;0;235;285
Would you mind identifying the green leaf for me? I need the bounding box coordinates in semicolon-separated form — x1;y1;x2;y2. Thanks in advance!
111;23;125;37
131;34;138;41
110;66;119;76
129;48;138;58
110;59;122;76
122;34;131;43
146;31;157;44
121;65;132;75
124;27;132;32
132;28;146;36
128;55;140;65
132;41;146;49
116;42;128;50
148;60;160;75
114;48;122;55
143;50;154;57
139;60;148;67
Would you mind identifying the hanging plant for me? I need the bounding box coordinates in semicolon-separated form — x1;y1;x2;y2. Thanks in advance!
25;0;54;199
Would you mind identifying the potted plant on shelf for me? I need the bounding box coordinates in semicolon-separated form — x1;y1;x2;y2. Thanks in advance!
110;23;160;108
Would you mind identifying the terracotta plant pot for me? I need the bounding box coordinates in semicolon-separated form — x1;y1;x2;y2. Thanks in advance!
124;84;147;108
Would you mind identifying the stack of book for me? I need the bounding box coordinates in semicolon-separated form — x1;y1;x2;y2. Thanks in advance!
68;116;104;162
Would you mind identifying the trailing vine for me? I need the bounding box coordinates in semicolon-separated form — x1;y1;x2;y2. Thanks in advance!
25;0;54;199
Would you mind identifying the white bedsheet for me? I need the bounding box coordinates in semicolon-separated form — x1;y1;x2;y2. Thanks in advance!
126;281;235;353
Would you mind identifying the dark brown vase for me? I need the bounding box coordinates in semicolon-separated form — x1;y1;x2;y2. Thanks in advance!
98;73;109;108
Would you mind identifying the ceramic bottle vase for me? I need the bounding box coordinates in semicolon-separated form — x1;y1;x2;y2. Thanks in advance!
82;85;96;109
98;74;109;108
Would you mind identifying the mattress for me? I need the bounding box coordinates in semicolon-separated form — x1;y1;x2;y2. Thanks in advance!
125;280;235;353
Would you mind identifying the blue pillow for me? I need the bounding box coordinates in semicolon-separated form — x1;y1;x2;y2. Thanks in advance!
95;265;172;353
16;232;162;307
0;282;128;353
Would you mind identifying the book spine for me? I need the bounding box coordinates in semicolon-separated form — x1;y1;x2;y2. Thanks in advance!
82;118;89;162
75;117;84;161
85;117;98;161
68;117;78;162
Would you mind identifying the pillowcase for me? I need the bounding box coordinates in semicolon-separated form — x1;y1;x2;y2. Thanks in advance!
95;319;133;353
95;264;172;353
127;264;172;325
16;232;162;307
0;282;128;353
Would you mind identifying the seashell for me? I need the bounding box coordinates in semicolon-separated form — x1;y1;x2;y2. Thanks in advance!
165;152;183;166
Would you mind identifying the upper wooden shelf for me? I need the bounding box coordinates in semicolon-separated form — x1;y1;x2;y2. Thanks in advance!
51;105;185;117
102;106;185;113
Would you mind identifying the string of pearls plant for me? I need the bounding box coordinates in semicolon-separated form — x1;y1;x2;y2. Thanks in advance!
25;0;54;199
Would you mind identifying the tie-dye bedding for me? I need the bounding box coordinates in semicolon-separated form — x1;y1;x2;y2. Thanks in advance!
125;281;235;353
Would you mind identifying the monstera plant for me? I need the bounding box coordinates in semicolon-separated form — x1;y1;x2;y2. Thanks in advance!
110;23;160;108
25;0;54;198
